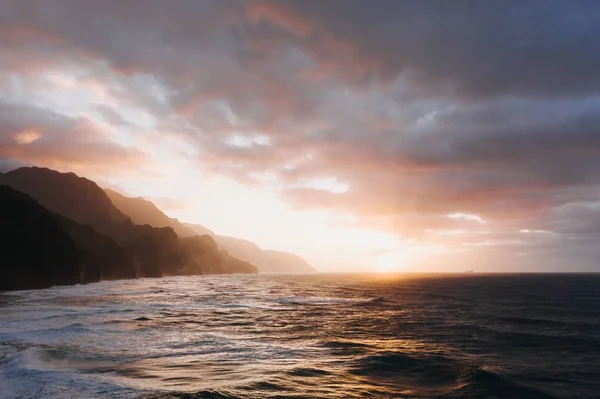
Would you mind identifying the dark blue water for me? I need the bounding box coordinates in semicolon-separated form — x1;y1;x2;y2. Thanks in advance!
1;274;599;398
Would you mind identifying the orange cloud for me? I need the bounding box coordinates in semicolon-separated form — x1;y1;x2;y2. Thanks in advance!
245;2;312;37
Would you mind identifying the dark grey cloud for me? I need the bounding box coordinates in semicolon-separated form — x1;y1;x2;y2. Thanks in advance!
255;0;600;98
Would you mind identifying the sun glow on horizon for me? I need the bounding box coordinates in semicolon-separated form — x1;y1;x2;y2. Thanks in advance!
376;253;404;273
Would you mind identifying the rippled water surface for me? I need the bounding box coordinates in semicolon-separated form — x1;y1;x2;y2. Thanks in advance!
1;273;599;398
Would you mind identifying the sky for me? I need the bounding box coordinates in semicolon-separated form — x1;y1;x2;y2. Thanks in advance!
1;1;600;272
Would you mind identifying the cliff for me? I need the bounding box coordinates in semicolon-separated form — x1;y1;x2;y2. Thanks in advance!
0;167;257;291
0;185;80;290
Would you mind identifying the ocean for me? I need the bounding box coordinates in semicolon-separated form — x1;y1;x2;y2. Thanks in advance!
0;273;598;398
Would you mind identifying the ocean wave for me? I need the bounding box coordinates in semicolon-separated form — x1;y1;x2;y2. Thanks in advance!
146;391;240;399
274;296;361;306
363;296;388;305
286;367;332;377
444;366;560;399
0;347;138;399
350;351;458;385
352;351;559;398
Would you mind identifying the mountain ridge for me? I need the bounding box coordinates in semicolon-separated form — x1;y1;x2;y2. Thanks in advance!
0;167;257;290
105;188;317;273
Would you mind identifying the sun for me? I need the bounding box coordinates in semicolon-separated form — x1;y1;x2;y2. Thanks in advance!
377;253;401;273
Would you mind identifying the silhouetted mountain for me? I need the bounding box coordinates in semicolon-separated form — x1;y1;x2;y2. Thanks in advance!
0;185;140;290
179;235;255;274
104;188;254;274
1;167;128;227
263;250;316;273
56;216;137;282
105;189;199;237
0;167;179;278
0;167;256;289
104;189;317;273
212;236;317;273
182;222;215;237
179;235;224;274
0;185;80;290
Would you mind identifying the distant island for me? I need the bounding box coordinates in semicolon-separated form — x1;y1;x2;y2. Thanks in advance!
0;167;315;291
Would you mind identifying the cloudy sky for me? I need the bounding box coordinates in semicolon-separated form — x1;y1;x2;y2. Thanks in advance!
1;0;599;272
